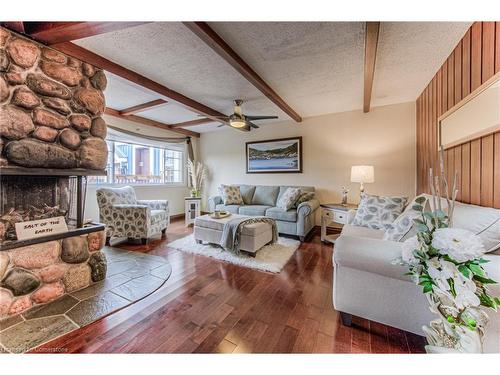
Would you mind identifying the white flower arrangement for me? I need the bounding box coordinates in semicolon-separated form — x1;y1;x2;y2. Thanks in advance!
396;150;499;353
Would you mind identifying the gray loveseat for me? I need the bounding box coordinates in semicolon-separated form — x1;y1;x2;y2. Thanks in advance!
208;184;319;241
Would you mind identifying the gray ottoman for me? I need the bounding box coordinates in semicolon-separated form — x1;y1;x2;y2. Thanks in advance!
193;214;274;256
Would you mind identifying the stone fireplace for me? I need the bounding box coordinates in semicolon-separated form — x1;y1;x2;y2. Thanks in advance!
0;27;109;319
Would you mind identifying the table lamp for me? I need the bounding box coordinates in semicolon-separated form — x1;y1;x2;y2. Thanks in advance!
351;165;374;194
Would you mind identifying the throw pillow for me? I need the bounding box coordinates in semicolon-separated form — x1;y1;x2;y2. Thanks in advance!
220;185;244;205
352;193;408;230
383;195;429;242
294;191;316;207
277;187;302;210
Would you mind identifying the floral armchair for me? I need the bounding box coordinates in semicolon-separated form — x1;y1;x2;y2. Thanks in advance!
96;186;169;244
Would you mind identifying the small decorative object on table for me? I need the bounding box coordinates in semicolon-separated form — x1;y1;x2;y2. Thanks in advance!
396;149;499;353
341;186;349;206
320;203;357;244
185;197;201;227
187;159;207;198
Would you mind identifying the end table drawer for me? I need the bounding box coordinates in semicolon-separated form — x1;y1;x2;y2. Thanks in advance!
333;211;347;224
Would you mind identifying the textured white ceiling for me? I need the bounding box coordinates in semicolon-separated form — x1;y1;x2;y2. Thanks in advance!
75;22;471;133
371;22;471;107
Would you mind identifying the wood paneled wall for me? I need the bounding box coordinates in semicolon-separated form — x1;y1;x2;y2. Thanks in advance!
416;22;500;208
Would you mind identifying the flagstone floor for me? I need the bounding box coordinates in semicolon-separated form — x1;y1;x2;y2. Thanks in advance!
0;247;172;353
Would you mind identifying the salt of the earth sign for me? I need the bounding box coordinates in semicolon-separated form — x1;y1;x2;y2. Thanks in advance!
15;216;68;241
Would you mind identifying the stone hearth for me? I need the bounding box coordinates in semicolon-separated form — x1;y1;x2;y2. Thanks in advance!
0;230;107;320
0;247;172;353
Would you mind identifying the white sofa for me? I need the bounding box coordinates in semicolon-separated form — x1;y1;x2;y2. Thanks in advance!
333;194;500;353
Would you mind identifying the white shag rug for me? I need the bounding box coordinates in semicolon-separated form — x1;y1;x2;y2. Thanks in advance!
168;234;300;273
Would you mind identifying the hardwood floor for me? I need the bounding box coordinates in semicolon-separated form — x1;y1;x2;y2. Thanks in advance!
34;219;426;354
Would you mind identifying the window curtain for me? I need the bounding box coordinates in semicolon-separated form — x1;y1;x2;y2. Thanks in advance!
107;124;194;161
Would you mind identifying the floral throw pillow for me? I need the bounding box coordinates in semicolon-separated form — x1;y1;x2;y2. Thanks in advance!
277;187;302;210
294;191;315;207
220;185;244;205
383;195;429;242
352;193;408;230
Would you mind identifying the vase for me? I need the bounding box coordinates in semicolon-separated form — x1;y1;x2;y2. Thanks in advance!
423;293;485;353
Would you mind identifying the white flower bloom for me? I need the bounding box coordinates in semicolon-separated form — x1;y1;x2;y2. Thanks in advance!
454;288;481;310
402;236;420;265
431;228;485;263
428;264;451;291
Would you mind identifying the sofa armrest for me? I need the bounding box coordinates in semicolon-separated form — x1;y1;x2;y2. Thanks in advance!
137;199;169;211
297;198;320;216
347;209;357;224
334;234;408;282
208;195;223;212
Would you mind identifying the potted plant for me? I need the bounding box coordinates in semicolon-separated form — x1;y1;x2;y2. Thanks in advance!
187;159;207;198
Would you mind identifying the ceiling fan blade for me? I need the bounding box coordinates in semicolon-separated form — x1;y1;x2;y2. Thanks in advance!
245;115;278;121
247;121;259;129
217;124;225;128
197;115;229;119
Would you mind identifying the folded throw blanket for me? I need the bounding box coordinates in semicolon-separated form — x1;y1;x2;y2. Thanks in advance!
220;216;278;254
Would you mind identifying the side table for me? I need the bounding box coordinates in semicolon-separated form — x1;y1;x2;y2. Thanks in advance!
185;197;201;227
320;203;357;243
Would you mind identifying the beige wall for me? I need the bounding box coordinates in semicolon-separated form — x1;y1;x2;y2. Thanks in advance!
199;102;417;219
84;114;198;221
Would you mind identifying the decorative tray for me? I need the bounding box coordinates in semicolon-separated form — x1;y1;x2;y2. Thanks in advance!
210;211;231;219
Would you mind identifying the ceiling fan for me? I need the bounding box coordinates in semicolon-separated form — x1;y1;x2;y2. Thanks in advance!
214;100;278;131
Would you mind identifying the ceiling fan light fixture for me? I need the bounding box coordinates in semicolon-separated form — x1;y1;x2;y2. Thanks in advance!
229;119;247;128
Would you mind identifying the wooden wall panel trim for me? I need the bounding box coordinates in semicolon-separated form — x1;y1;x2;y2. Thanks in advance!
462;29;471;97
494;132;500;208
480;135;494;207
470;139;481;205
447;54;455;108
496;22;500;73
482;22;495;82
471;22;482;91
442;63;448;113
461;143;471;204
454;43;463;104
454;146;462;202
417;22;499;208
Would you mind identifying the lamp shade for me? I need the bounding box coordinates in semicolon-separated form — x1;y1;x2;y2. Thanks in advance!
351;165;375;183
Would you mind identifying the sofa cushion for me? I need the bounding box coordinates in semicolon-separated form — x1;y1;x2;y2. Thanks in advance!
277;185;315;202
352;193;408;230
422;194;500;254
383;195;430;242
239;185;256;205
265;207;298;222
294;191;316;207
252;186;279;206
220;185;244;205
238;205;272;216
341;224;385;240
276;187;302;210
215;204;241;214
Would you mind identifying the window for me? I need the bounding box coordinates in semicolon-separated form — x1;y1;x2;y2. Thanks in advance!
88;140;185;185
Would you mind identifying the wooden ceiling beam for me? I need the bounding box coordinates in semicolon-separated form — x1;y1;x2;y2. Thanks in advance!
119;99;168;116
52;42;228;124
1;22;25;34
363;22;380;113
183;22;302;123
105;107;200;138
22;22;148;45
170;118;216;128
